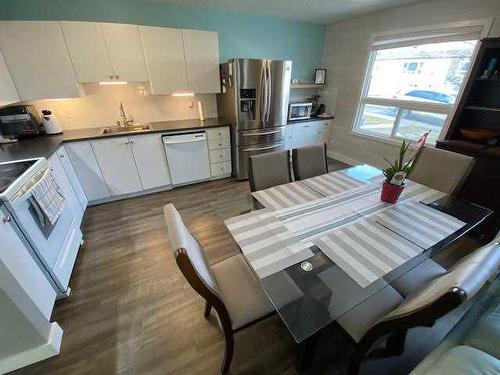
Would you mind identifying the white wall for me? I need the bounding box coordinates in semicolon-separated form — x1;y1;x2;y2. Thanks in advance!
30;83;218;130
321;0;500;168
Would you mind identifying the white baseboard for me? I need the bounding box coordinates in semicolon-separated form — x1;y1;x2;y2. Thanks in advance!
326;149;363;166
0;323;63;374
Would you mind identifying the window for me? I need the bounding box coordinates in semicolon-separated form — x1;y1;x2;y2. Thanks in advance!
353;20;491;145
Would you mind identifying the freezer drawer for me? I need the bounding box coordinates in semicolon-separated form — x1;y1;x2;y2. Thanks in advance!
237;127;287;146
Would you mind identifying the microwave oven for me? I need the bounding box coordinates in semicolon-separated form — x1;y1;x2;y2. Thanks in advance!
0;105;44;140
288;102;312;121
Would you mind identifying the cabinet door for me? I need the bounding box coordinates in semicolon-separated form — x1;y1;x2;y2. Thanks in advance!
0;49;19;106
0;21;81;100
56;146;88;209
91;138;143;196
292;123;313;148
48;153;84;225
0;207;57;320
65;141;110;202
130;134;171;190
140;26;189;94
60;21;114;82
182;29;220;93
308;121;323;144
101;23;148;82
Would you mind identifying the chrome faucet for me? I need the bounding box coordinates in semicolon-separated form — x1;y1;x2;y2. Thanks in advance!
118;102;134;128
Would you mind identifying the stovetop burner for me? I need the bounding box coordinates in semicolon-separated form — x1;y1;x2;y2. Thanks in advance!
0;159;37;194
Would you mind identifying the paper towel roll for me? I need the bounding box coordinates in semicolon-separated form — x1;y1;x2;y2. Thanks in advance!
197;101;205;121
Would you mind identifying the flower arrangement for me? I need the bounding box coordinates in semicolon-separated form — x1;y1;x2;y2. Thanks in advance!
380;132;429;203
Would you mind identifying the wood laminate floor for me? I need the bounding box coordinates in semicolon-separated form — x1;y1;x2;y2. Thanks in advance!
14;160;478;375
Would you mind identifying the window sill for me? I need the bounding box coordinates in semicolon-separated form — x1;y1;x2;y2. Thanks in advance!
349;129;437;148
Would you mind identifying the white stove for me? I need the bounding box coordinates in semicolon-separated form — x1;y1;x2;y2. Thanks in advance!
0;158;82;295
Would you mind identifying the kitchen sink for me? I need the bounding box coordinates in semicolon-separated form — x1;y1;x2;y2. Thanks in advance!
100;123;152;135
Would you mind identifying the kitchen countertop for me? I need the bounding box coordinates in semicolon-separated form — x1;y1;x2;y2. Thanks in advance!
287;115;334;124
0;118;231;163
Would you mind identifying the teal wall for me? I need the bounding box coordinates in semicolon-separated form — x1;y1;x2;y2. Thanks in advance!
0;0;324;80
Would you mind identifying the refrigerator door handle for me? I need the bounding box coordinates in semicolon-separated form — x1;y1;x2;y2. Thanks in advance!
243;144;282;152
266;60;272;122
260;63;267;124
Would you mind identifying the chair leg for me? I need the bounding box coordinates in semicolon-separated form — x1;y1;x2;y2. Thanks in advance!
204;301;212;319
221;330;234;374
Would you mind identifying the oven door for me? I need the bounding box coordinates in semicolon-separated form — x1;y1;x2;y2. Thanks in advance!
6;170;80;291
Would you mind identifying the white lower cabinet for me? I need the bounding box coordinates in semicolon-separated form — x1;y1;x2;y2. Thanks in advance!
129;133;171;190
56;146;88;209
206;127;232;179
291;120;332;148
91;138;143;196
65;141;110;202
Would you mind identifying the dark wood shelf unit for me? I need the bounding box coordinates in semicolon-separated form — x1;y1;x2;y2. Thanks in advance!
437;38;500;239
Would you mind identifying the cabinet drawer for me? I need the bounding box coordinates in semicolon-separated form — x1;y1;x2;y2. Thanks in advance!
206;126;230;140
209;148;231;163
208;137;230;150
210;161;231;176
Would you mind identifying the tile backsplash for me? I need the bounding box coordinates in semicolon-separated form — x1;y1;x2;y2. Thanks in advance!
30;83;218;130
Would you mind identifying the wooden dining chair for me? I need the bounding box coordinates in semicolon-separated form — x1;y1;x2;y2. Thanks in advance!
163;203;275;374
248;149;292;192
292;143;328;180
336;234;500;374
408;147;475;194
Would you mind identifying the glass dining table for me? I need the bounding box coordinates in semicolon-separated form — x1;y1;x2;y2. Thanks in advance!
216;165;492;346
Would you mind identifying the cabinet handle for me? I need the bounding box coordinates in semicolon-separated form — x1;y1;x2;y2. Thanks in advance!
58;154;65;158
2;216;12;223
109;75;114;80
129;139;134;144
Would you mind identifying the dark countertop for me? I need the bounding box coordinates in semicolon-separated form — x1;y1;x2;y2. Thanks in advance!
287;115;334;124
0;118;230;163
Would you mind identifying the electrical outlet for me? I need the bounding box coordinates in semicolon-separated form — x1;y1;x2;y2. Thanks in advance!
188;102;193;109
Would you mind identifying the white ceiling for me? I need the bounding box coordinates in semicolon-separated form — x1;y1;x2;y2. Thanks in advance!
149;0;424;24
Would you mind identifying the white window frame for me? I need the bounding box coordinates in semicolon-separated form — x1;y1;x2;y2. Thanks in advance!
351;19;493;146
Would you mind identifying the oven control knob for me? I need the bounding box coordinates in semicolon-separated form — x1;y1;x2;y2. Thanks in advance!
2;216;12;223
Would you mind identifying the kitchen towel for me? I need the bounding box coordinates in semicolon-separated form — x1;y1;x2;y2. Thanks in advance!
30;170;65;226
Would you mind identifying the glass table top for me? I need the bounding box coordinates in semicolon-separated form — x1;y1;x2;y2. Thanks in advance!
219;165;492;343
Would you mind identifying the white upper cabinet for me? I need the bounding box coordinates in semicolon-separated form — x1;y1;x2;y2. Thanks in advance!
140;26;189;95
0;21;82;100
0;49;19;106
62;22;148;82
61;21;114;82
101;23;148;82
182;29;220;93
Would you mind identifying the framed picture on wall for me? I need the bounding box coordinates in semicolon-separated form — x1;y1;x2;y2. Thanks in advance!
314;69;326;84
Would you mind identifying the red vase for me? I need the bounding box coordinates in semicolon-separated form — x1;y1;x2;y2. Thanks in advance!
380;181;404;204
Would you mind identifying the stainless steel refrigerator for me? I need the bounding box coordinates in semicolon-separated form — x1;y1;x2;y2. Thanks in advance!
217;58;292;179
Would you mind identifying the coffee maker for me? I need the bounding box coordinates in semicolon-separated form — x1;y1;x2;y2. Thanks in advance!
0;105;44;141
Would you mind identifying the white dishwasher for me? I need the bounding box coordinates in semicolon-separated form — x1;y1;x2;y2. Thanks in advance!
163;132;211;186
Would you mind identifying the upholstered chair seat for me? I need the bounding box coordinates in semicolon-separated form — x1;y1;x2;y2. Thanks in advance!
212;254;274;330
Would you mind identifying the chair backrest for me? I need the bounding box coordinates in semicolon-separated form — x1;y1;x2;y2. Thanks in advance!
384;238;500;323
248;149;292;192
408;147;475;194
163;203;221;297
292;143;328;180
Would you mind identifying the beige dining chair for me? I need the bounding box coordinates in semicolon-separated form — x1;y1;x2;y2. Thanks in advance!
408;147;475;194
292;143;328;180
336;233;500;374
248;149;292;192
163;203;274;374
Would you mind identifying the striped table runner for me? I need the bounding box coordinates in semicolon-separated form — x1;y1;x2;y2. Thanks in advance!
313;218;423;288
374;201;466;249
300;171;365;196
276;180;446;244
251;181;323;211
225;210;314;279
